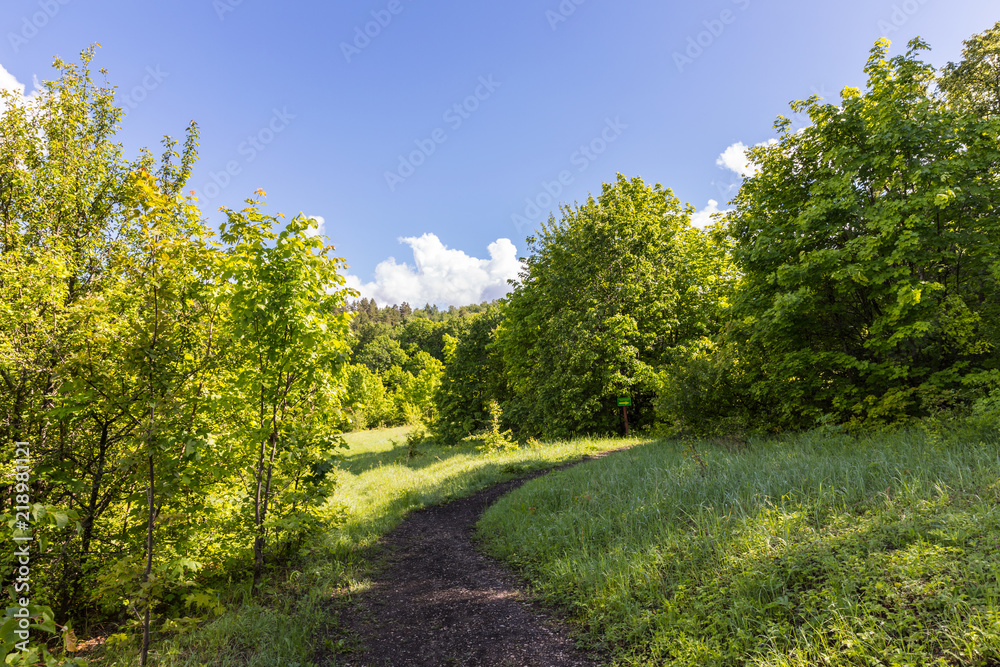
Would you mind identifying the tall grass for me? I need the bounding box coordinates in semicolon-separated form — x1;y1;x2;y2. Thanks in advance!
479;426;1000;666
103;427;634;666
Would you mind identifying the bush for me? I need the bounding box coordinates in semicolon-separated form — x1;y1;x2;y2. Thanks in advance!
463;401;518;453
653;338;764;437
344;364;396;429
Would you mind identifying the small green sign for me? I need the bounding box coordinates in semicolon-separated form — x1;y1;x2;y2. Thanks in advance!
617;396;631;407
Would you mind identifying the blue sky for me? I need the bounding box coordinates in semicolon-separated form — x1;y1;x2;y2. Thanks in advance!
2;0;996;306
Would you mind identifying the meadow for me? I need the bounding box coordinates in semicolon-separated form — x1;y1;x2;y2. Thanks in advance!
479;426;1000;666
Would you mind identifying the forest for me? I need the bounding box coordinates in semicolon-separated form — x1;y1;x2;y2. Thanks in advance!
1;21;999;666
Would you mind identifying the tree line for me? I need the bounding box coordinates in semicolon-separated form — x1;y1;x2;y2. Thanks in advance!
431;26;1000;441
339;298;492;431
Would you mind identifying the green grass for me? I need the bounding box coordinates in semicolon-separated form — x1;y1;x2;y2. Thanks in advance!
328;428;634;562
103;427;635;666
478;427;1000;666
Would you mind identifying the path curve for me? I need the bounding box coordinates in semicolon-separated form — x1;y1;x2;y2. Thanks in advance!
325;459;612;667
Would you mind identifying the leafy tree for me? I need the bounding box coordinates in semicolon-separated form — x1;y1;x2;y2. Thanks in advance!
219;195;355;595
940;21;1000;117
350;320;394;357
0;47;235;661
356;334;408;374
0;44;361;661
396;317;450;362
433;307;508;443
726;38;1000;428
343;363;395;429
647;226;750;436
396;350;444;425
0;47;205;631
495;175;727;438
117;168;221;665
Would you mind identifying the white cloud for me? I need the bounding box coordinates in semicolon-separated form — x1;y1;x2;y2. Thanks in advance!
690;199;729;229
0;64;39;105
0;65;24;96
716;142;753;178
346;233;522;307
304;215;325;237
715;139;778;179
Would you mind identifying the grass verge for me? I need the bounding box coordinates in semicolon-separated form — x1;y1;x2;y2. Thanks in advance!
101;427;635;666
478;426;1000;666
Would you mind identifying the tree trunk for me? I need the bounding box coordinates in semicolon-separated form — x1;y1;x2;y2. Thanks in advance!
140;449;155;665
252;429;278;596
65;421;109;617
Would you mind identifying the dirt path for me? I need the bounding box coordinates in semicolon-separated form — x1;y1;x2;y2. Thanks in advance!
324;463;609;667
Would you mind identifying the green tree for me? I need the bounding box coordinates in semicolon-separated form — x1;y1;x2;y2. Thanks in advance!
342;363;395;429
119;169;221;665
0;47;234;661
727;37;1000;428
356;334;408;374
496;175;727;438
0;47;364;661
433;307;508;443
396;317;450;361
218;195;355;595
0;47;201;627
940;21;1000;117
396;350;444;425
